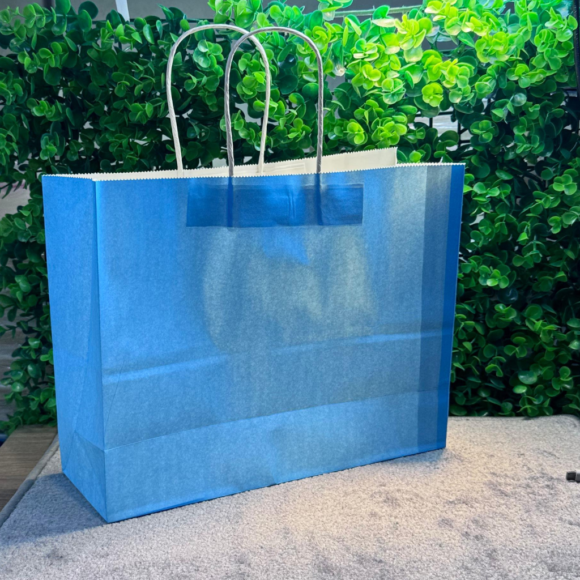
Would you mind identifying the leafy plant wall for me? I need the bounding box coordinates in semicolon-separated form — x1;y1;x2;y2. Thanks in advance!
0;0;579;432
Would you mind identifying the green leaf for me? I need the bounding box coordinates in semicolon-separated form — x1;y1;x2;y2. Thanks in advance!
27;363;41;379
524;304;543;320
302;83;318;100
78;1;98;18
518;371;537;385
43;66;62;86
277;74;298;94
501;402;513;413
15;275;31;293
143;24;155;44
78;10;92;32
345;17;362;36
55;0;71;15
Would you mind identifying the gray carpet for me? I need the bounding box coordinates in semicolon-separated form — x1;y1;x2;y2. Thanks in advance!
1;417;580;580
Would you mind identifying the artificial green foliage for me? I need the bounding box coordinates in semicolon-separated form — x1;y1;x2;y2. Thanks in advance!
0;0;579;433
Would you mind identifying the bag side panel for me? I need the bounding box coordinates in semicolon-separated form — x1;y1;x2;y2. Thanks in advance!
43;176;106;516
416;165;464;449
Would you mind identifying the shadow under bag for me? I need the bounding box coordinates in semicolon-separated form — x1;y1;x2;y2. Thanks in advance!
43;24;465;522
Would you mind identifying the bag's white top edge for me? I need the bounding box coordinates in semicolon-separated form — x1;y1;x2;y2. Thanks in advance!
42;148;463;182
43;148;398;181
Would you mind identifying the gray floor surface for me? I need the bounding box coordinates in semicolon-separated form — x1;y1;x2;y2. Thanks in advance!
1;417;580;580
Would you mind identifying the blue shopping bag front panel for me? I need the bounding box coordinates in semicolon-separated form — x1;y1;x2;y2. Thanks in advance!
43;165;463;522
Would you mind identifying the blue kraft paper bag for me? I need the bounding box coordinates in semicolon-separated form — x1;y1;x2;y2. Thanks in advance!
42;25;464;523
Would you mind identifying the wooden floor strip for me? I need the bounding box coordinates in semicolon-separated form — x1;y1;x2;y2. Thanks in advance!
0;425;57;512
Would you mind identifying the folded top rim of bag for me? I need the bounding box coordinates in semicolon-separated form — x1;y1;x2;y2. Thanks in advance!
43;148;405;181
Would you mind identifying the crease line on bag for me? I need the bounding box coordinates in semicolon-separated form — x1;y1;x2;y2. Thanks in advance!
102;328;450;384
100;387;446;453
